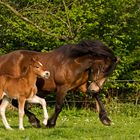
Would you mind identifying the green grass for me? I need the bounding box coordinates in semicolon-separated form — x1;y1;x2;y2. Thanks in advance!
0;103;140;140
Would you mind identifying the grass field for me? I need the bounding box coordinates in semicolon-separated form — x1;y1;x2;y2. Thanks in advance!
0;103;140;140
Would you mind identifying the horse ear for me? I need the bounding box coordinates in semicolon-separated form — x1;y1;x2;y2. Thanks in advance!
74;58;82;64
74;56;92;65
116;57;120;64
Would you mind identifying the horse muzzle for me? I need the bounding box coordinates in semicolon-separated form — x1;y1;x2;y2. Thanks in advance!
88;82;100;93
87;78;105;93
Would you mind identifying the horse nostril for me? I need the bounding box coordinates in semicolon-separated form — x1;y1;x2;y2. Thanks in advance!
88;88;99;93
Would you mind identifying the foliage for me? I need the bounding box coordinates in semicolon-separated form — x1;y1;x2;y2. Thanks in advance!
0;0;140;101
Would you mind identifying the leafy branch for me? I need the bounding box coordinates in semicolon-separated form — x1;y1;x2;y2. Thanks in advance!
0;0;66;39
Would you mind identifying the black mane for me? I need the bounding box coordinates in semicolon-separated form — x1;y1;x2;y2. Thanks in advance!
56;40;116;60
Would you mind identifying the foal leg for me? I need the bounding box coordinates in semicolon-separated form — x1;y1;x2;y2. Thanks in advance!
0;96;12;130
27;95;48;126
94;93;111;126
11;99;41;128
18;96;26;130
0;89;4;100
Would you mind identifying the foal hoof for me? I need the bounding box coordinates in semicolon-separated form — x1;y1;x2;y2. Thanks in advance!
43;119;48;126
6;127;13;130
19;127;25;130
29;116;41;128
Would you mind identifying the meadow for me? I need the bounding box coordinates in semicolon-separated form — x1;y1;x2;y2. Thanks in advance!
0;103;139;140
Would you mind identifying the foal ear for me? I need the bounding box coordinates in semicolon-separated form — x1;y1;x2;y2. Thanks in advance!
31;57;39;63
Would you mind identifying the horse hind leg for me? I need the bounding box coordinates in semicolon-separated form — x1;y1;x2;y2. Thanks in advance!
27;95;49;126
0;96;12;130
11;99;41;128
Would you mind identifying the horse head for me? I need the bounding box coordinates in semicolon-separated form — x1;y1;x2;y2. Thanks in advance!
82;40;118;93
71;40;118;93
87;55;118;93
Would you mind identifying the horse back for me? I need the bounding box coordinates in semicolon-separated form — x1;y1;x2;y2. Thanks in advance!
0;50;57;92
0;50;38;77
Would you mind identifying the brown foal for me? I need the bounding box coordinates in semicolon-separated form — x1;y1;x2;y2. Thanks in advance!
0;57;50;130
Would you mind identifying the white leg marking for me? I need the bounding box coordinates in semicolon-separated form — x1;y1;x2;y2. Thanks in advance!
27;95;49;125
18;98;26;130
19;110;25;130
0;96;12;130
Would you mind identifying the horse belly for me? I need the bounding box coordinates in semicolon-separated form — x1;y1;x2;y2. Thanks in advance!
37;78;56;92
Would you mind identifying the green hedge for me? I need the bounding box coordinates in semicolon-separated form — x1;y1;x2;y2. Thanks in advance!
0;0;139;101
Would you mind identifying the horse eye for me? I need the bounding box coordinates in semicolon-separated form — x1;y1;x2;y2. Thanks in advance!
99;65;105;73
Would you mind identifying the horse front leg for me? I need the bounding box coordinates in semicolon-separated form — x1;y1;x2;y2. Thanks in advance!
11;99;41;128
94;93;111;126
47;87;67;128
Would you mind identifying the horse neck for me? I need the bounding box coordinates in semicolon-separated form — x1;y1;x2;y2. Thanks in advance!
24;66;37;85
74;55;93;69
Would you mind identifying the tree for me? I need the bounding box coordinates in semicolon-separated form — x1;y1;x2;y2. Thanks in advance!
0;0;139;101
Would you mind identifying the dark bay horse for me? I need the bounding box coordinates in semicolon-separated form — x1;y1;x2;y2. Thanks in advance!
0;40;118;128
0;57;50;130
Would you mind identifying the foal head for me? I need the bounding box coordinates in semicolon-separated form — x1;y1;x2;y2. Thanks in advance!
30;57;50;79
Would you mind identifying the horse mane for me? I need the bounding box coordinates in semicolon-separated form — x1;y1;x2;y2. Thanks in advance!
55;40;116;60
72;40;115;58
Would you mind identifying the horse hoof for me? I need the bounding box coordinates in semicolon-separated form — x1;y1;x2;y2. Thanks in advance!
46;120;55;128
101;118;112;126
29;116;41;128
31;122;41;128
99;114;112;126
46;124;55;128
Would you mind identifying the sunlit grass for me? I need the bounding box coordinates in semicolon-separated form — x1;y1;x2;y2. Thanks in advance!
0;103;139;140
